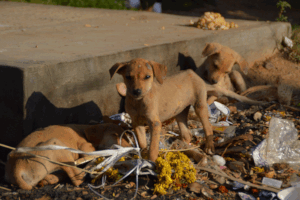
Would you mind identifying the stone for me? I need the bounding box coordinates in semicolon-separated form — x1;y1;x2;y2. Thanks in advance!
253;112;262;121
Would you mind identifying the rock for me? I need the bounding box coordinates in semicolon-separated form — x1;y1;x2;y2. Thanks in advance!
208;183;218;189
201;187;214;199
264;170;276;178
227;161;247;174
212;174;226;184
264;61;274;69
228;105;237;113
253;112;262;121
188;120;203;128
213;155;226;166
188;182;203;193
273;163;289;171
197;156;208;167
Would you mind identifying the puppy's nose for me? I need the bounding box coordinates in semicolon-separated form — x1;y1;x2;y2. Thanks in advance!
211;79;218;84
133;89;142;96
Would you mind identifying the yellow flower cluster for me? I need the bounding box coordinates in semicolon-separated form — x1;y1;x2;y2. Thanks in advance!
192;12;238;30
252;167;265;173
154;152;196;195
225;157;236;161
91;157;121;184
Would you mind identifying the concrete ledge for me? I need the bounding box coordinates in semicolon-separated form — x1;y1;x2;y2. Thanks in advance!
0;2;291;159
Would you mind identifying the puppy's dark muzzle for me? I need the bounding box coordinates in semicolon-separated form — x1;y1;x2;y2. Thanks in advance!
132;89;142;97
211;79;218;84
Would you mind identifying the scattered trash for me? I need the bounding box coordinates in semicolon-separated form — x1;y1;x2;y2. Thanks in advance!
2;99;300;199
282;36;293;48
277;185;300;200
262;177;283;189
109;112;132;126
259;190;277;200
238;192;256;200
191;128;205;137
208;101;232;126
253;117;300;167
263;111;286;121
232;181;250;190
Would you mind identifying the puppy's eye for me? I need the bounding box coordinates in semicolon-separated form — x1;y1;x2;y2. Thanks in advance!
144;75;151;80
126;76;132;80
213;64;218;69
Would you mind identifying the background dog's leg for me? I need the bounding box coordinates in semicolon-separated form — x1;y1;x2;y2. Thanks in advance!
229;71;247;93
175;106;191;144
133;124;147;149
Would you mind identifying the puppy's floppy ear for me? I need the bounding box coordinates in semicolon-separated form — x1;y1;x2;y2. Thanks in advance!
109;62;127;80
202;43;222;57
116;82;127;97
234;53;249;75
149;61;167;84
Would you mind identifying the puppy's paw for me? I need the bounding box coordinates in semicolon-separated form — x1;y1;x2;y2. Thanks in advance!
204;135;215;155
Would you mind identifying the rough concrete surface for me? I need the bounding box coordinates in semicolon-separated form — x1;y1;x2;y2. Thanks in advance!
0;2;291;160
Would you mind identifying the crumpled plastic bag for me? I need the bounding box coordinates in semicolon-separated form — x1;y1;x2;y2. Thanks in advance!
208;101;232;126
253;117;300;167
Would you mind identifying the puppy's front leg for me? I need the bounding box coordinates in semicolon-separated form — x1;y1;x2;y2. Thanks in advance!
229;70;247;93
194;96;214;155
148;118;162;162
133;123;147;149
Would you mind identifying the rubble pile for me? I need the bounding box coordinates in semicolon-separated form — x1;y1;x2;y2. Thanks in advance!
190;12;238;30
1;103;300;200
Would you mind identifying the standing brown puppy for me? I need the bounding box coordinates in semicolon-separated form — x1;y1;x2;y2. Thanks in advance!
110;58;214;161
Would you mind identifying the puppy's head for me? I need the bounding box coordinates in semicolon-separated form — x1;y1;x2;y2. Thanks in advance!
109;58;167;100
202;43;249;84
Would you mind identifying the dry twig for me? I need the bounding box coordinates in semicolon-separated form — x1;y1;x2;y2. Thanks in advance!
196;166;280;193
0;186;11;191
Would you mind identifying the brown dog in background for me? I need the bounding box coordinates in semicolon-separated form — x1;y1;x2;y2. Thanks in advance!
196;43;249;103
5;123;131;190
110;58;214;162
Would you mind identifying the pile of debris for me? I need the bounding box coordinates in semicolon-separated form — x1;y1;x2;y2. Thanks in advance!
190;12;238;30
1;102;300;200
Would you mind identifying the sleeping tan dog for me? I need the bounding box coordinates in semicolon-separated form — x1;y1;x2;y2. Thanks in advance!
110;58;215;162
5;123;130;190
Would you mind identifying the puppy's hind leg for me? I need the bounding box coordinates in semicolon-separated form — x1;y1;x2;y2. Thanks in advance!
175;106;192;144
